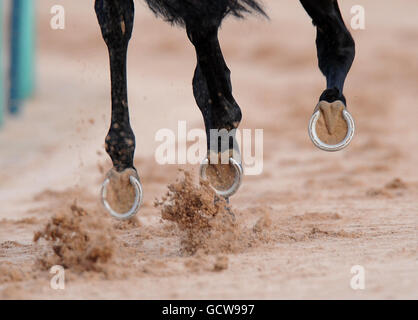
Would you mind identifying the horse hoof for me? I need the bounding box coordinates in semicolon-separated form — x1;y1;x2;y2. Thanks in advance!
308;100;355;152
101;168;143;220
200;157;243;199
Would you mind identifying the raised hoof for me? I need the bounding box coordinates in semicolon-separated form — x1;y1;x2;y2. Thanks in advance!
101;168;143;220
308;100;355;152
200;157;243;199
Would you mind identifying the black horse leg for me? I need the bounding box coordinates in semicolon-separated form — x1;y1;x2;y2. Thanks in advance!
301;0;355;103
187;23;243;197
301;0;356;150
95;0;142;218
187;24;242;150
95;0;135;170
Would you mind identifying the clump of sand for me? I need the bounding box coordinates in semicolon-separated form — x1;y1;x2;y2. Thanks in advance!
366;178;408;198
0;262;31;284
34;202;116;273
184;253;230;273
155;170;242;255
213;255;229;272
253;212;272;233
385;178;407;189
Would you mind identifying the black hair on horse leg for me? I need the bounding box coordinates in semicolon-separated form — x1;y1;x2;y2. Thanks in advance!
95;0;136;171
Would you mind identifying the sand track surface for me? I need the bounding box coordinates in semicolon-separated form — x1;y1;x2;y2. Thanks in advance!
0;0;417;299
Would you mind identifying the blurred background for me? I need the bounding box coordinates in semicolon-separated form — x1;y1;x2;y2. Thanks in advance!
1;0;418;215
1;0;418;217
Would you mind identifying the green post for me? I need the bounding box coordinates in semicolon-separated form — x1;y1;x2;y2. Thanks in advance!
10;0;35;114
18;0;35;99
0;0;4;126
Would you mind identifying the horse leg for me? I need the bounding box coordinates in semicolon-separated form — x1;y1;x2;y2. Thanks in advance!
95;0;143;219
301;0;356;151
187;22;243;199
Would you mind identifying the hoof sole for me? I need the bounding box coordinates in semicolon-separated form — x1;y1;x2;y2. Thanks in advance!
308;101;355;152
101;168;143;220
